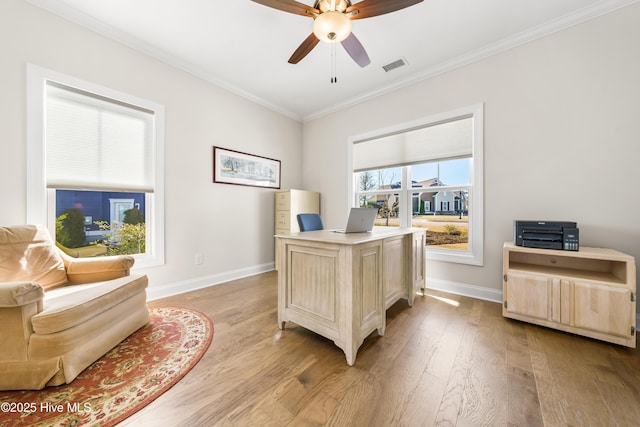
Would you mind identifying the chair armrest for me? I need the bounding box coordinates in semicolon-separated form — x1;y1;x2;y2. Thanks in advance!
58;250;135;285
0;282;45;307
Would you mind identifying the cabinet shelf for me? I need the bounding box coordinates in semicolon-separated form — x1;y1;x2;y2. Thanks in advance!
507;246;630;285
508;262;627;285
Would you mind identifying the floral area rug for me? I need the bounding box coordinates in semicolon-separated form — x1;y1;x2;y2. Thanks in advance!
0;306;213;427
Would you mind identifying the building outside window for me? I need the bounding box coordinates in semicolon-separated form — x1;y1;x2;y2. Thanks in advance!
351;104;483;265
27;65;165;267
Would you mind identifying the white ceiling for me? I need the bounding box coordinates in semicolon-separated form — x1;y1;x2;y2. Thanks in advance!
27;0;637;121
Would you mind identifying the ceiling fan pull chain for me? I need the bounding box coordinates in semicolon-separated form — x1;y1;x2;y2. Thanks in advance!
333;43;336;83
331;42;337;83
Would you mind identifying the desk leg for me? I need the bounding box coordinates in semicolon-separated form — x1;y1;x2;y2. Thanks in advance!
277;297;285;329
377;315;386;336
410;230;426;306
275;242;287;331
344;341;357;366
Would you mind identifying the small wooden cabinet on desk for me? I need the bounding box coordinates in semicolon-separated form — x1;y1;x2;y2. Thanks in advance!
503;242;636;348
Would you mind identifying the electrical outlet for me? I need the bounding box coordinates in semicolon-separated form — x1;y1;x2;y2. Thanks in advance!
195;253;203;265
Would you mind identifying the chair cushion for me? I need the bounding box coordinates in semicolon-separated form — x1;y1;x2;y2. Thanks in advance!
31;274;148;335
0;225;67;290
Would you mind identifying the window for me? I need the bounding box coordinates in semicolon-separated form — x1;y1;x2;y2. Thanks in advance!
27;64;165;267
351;104;483;265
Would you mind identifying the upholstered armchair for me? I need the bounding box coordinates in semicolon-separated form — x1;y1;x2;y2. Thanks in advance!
0;224;149;390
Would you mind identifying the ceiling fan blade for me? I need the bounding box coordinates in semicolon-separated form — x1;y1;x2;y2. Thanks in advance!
341;33;370;67
288;33;320;64
346;0;423;20
250;0;319;17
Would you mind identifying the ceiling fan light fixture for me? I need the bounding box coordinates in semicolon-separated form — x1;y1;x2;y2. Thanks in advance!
313;11;352;43
315;0;350;13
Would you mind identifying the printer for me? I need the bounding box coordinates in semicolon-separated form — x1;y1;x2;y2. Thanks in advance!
514;220;579;251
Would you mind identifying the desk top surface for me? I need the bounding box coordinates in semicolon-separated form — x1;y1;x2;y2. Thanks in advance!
275;226;425;245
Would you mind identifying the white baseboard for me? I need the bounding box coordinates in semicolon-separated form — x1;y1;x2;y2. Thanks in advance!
148;268;501;304
425;277;503;304
146;262;275;301
425;279;640;329
147;268;640;327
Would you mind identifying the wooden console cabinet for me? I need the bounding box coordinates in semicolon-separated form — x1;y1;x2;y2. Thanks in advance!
503;243;636;348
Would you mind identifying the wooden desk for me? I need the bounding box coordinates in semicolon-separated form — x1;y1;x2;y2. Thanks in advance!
275;227;426;365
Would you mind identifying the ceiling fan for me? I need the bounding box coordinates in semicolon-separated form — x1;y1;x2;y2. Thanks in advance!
251;0;424;68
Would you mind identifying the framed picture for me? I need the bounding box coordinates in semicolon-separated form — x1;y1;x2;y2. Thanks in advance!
213;146;281;189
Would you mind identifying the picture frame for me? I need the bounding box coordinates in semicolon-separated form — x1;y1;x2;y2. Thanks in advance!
213;146;281;189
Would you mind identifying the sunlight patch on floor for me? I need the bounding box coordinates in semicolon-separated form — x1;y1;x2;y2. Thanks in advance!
425;293;460;307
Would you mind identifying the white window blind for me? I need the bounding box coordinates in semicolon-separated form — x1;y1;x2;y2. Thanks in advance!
353;117;473;172
46;82;155;192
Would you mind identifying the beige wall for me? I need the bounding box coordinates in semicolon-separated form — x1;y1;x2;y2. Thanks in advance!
302;4;640;300
2;0;639;305
0;0;303;295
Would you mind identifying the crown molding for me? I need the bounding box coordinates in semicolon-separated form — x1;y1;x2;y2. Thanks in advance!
26;0;639;124
301;0;640;122
25;0;304;121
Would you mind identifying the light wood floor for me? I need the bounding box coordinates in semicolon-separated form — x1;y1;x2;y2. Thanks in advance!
123;271;640;426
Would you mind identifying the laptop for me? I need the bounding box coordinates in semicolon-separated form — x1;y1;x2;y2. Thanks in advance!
333;208;378;233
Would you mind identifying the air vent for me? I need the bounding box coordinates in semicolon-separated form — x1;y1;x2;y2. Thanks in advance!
382;58;407;72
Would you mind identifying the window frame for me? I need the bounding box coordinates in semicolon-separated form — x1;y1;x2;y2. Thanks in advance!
349;104;484;266
27;64;165;268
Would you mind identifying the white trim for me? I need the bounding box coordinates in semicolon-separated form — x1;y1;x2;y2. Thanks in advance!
349;103;484;266
303;0;640;122
25;0;302;122
26;64;47;225
26;63;166;268
25;0;640;123
145;262;275;301
425;277;503;304
145;266;640;333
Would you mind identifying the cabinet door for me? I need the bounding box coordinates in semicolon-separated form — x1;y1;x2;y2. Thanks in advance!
573;281;634;338
412;231;425;291
505;271;552;321
354;241;383;331
383;236;405;309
